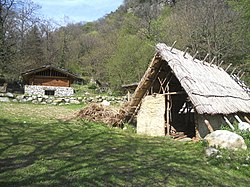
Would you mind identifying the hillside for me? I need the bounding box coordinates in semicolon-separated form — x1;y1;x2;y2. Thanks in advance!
0;0;249;89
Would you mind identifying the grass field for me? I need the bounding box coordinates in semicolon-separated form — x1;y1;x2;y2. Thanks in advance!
0;102;249;186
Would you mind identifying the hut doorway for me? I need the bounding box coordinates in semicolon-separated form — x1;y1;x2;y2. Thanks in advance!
167;94;195;138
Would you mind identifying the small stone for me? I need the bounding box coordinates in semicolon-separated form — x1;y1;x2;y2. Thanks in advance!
205;147;220;157
38;98;43;102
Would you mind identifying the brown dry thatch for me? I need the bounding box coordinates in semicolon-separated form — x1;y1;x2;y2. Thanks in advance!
77;103;126;127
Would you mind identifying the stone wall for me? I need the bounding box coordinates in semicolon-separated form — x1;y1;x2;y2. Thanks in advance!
137;94;166;136
24;85;74;97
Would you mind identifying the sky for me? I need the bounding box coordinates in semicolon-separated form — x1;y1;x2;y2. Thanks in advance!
32;0;124;24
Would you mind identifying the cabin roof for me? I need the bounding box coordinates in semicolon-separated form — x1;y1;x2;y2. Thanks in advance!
126;43;250;116
21;65;79;80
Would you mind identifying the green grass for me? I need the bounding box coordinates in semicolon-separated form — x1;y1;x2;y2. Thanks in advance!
0;103;250;186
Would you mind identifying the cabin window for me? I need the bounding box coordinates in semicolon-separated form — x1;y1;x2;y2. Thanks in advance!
45;90;55;96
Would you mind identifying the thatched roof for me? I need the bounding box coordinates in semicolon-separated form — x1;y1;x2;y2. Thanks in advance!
125;43;250;117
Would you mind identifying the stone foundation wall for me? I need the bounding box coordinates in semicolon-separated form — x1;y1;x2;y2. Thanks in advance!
24;85;74;97
137;94;166;136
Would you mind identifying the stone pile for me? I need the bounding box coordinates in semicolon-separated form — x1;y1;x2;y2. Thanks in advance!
0;92;128;105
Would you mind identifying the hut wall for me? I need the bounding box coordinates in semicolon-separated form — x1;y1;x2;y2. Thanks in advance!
196;114;224;138
24;85;74;97
137;94;165;136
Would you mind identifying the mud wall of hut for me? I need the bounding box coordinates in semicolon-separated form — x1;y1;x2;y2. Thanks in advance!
137;94;166;136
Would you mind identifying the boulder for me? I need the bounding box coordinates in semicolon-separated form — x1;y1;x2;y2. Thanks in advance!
6;92;14;98
0;97;10;102
238;122;250;131
204;130;247;150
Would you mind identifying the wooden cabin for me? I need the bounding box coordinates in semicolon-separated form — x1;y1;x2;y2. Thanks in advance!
124;43;250;139
22;65;79;96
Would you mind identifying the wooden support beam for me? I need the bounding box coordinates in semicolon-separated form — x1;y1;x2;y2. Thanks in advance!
204;120;214;133
163;91;186;95
223;116;235;130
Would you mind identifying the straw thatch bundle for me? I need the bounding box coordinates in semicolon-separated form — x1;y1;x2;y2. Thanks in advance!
77;103;126;127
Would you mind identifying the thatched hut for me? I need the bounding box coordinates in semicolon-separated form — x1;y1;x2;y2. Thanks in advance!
124;43;250;138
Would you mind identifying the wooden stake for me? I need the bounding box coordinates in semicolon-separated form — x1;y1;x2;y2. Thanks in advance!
223;116;235;130
218;60;224;67
244;116;250;124
183;47;189;58
237;70;242;77
240;72;245;79
209;56;216;65
225;63;232;72
202;54;209;64
230;67;237;75
170;41;177;52
192;51;199;61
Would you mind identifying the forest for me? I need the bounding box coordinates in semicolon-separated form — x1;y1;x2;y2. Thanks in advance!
0;0;249;90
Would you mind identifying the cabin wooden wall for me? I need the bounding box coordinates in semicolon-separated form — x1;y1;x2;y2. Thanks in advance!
28;76;71;87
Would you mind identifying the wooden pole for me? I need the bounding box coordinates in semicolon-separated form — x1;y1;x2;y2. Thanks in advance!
223;116;235;130
204;120;214;133
225;63;232;72
170;41;177;52
192;51;199;61
202;54;209;64
209;56;216;65
244;116;250;124
218;60;224;67
183;47;189;58
230;67;237;75
166;84;170;136
240;72;245;79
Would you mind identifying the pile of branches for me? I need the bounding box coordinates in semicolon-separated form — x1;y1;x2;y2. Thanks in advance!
77;103;126;127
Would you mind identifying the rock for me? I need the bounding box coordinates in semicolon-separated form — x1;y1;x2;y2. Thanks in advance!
238;122;250;131
53;99;63;103
37;98;43;102
0;97;10;102
12;99;18;102
16;95;25;100
70;100;80;104
77;97;82;101
204;130;247;150
6;92;14;98
101;100;110;106
26;97;33;102
205;147;221;157
64;98;70;103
